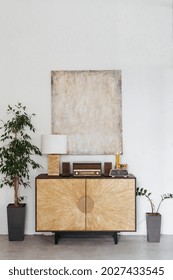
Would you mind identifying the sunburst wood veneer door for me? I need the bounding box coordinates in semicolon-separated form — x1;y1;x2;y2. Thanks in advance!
36;179;85;231
86;179;136;231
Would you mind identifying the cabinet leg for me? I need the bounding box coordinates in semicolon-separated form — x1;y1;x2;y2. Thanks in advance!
54;232;119;245
55;232;59;244
113;232;118;244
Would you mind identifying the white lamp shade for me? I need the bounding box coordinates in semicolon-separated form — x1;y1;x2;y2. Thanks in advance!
41;135;67;154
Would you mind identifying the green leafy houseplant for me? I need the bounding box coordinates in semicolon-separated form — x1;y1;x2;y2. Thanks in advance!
0;103;42;207
136;187;173;214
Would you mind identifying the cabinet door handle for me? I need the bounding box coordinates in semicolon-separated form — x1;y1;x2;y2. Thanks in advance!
78;196;94;213
86;196;94;213
78;196;85;213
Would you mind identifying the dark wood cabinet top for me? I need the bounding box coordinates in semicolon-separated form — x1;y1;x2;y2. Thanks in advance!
36;173;136;180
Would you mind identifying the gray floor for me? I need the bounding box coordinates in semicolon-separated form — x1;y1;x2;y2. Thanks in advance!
0;234;173;260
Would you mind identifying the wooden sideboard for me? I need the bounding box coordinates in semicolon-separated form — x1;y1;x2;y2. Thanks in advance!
35;174;136;244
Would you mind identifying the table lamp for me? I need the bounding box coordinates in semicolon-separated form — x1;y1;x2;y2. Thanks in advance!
41;134;67;176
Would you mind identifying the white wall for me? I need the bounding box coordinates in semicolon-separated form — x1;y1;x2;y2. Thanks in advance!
0;0;173;235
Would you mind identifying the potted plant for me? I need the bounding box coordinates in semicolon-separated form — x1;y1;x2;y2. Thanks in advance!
0;103;42;241
136;187;173;242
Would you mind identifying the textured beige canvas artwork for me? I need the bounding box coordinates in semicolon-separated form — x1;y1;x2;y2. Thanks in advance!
51;70;122;155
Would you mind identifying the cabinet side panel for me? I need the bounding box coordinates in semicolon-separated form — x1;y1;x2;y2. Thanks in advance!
86;179;136;231
36;179;85;231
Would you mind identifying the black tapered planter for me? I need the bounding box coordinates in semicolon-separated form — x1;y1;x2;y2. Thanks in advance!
146;213;161;242
7;203;26;241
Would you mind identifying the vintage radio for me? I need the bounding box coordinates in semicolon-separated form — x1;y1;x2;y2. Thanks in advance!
73;162;102;177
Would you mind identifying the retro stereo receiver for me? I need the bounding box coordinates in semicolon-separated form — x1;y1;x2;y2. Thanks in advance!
73;162;102;177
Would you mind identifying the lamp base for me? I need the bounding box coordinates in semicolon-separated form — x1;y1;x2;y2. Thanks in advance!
48;154;60;176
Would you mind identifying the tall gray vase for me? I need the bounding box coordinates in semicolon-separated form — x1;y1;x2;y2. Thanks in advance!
146;213;161;242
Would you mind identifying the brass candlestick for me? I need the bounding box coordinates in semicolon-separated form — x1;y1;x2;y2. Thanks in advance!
115;154;120;169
